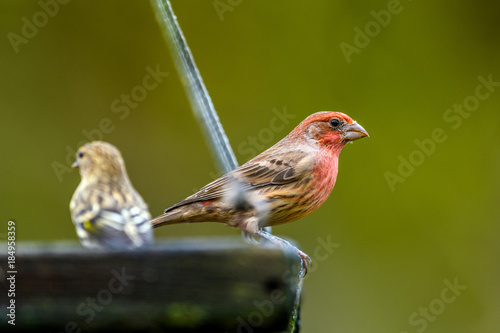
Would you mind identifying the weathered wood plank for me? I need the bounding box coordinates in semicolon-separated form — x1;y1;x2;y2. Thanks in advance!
0;238;302;332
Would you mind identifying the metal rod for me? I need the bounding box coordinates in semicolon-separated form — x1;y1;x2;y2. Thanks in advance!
151;0;238;173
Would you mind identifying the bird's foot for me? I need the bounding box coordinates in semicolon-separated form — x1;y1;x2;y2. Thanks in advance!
241;226;273;245
242;231;261;245
255;230;311;277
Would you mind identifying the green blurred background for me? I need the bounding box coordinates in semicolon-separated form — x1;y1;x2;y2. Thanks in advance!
1;1;499;332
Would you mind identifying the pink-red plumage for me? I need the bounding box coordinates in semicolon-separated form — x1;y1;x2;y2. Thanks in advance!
151;112;368;234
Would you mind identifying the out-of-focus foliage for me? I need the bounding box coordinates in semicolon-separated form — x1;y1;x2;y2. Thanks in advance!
1;1;499;332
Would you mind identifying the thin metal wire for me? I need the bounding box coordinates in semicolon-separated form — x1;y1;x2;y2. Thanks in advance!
151;0;238;174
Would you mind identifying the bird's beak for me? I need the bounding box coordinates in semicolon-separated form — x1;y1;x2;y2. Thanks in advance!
72;161;79;168
343;122;369;141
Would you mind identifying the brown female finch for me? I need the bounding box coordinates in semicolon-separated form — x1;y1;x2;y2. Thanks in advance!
70;141;153;250
151;112;368;272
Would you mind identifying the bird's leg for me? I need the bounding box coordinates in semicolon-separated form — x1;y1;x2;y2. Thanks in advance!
255;229;312;277
242;231;260;245
225;180;310;275
241;226;273;245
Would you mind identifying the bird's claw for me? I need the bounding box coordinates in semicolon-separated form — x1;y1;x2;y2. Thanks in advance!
294;247;312;278
242;231;261;245
254;229;312;278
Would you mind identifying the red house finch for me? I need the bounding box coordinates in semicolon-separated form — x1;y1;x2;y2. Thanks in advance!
70;141;153;250
151;112;368;272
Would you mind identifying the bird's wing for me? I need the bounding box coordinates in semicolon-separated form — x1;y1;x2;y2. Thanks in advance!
71;188;152;249
165;150;313;212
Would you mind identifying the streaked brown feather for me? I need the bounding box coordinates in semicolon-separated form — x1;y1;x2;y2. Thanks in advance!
164;150;312;213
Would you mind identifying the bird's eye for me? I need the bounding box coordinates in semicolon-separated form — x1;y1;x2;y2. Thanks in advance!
330;118;340;127
78;152;84;158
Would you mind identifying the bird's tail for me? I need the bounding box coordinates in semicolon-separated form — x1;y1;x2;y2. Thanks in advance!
150;209;186;228
150;202;226;229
